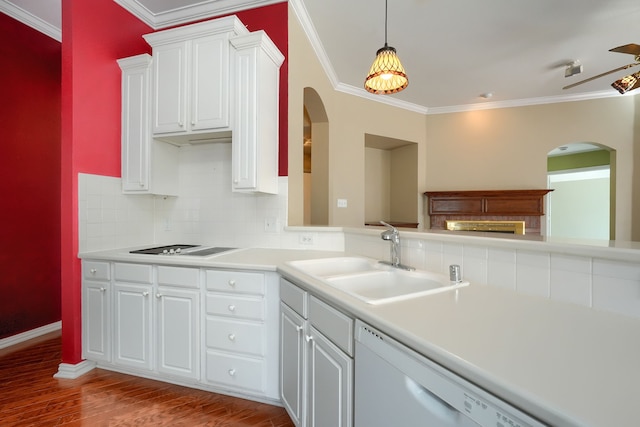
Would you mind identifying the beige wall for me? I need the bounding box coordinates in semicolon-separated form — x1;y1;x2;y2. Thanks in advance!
288;5;638;239
288;9;427;228
425;99;636;239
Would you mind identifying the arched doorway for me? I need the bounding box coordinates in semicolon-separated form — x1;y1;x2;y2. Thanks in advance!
547;142;615;240
303;88;329;225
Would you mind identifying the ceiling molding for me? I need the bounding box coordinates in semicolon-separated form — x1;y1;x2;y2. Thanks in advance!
0;1;60;41
115;0;284;30
289;0;339;87
426;89;638;115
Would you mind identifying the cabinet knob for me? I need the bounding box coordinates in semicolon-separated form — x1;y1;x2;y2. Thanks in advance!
100;287;106;292
142;291;149;297
305;335;314;343
139;183;145;188
228;305;236;312
228;280;236;287
90;268;97;275
179;121;184;127
295;325;303;332
156;293;163;299
228;368;236;377
228;333;236;341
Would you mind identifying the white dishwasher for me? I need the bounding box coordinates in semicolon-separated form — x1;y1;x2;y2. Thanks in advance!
355;321;547;427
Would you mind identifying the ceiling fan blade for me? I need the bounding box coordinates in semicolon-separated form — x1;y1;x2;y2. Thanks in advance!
562;62;640;90
609;43;640;56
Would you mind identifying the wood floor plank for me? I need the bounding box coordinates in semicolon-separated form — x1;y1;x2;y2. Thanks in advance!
0;332;294;426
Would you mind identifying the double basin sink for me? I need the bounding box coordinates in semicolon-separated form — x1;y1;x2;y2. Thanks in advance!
286;257;469;305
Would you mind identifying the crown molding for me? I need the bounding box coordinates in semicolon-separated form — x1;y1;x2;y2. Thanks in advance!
426;89;637;115
0;1;61;41
115;0;283;30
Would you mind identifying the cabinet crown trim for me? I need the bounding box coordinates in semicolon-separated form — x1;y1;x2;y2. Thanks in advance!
143;15;249;45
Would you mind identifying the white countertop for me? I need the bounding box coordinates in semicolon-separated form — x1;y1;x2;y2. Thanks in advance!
80;246;640;426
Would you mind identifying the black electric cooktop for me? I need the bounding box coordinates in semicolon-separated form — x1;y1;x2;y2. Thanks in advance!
129;244;235;256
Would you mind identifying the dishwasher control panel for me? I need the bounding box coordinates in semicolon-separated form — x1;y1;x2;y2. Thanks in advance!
464;392;527;427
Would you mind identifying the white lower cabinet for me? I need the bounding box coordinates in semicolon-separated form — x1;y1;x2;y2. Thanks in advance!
88;262;200;381
203;269;280;400
82;261;111;362
280;278;354;427
81;260;280;403
156;286;200;379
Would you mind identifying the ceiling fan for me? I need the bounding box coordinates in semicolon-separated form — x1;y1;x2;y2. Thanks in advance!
563;43;640;94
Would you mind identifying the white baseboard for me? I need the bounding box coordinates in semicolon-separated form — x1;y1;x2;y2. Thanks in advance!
0;321;62;349
54;360;97;379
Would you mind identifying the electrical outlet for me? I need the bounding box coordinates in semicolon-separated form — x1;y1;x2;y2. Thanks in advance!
299;234;314;245
264;217;278;233
337;198;348;208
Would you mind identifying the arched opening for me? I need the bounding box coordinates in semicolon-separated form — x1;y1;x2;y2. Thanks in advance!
547;142;616;240
303;88;329;225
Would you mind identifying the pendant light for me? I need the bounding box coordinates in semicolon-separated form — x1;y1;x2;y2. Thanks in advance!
364;0;408;94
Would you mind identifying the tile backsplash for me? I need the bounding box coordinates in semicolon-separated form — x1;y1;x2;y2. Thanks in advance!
79;143;293;252
344;230;640;319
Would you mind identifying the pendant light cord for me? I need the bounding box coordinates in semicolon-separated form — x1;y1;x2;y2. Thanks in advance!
384;0;388;46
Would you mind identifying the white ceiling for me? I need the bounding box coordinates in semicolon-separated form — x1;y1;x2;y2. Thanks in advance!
3;0;640;114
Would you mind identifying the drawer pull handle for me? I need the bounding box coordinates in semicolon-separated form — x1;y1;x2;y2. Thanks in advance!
228;368;236;377
228;280;236;287
228;305;236;312
90;268;97;275
228;333;236;341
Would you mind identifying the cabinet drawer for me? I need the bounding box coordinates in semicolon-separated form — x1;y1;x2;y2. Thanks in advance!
309;296;354;356
280;278;307;318
206;294;264;320
157;266;199;288
114;263;152;284
206;270;264;295
83;261;110;281
206;318;264;356
205;350;265;392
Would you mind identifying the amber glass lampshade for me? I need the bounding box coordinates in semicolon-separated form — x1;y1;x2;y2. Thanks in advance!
612;72;640;94
364;44;408;94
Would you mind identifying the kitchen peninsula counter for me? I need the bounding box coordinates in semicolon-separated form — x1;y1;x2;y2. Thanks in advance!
80;246;640;426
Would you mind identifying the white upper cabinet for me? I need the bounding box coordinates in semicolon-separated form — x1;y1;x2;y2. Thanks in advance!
230;31;284;194
118;54;179;196
143;16;248;142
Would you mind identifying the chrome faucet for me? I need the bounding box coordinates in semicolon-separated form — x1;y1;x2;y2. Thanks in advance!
379;221;414;271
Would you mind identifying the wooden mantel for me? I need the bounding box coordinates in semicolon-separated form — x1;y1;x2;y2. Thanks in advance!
423;189;553;234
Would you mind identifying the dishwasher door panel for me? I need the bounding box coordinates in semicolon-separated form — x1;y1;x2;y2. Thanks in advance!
355;341;478;427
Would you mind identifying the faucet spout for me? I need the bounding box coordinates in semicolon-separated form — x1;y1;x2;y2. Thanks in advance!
379;221;414;271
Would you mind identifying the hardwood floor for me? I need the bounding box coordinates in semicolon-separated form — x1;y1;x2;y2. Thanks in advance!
0;332;294;426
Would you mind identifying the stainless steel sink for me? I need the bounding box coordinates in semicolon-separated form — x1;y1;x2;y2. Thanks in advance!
286;257;469;305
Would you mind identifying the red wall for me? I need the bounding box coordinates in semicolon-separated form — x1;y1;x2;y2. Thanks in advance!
0;14;61;339
60;1;289;363
61;0;152;363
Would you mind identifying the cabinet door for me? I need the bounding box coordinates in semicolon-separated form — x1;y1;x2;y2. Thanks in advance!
307;326;353;427
231;44;258;191
113;283;153;370
82;280;110;362
280;302;306;427
152;41;188;134
156;287;200;379
119;55;151;192
191;34;230;130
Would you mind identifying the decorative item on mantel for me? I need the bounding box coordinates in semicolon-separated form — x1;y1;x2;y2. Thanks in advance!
423;189;553;235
